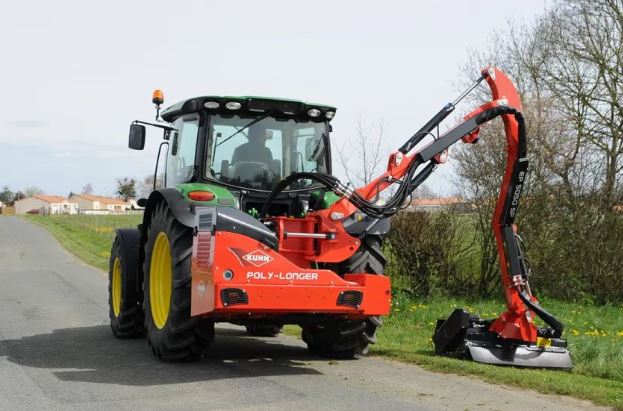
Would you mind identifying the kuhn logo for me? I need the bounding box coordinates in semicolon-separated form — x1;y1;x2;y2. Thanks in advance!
242;250;273;267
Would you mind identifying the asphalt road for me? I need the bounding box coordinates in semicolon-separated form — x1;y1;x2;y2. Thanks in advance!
0;217;607;411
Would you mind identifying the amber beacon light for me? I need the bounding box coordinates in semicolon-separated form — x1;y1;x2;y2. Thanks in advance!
152;89;164;120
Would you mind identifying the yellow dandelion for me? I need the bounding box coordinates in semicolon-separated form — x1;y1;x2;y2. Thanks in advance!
617;331;623;337
571;329;580;336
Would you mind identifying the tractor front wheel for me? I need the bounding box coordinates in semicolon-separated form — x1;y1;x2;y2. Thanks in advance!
143;202;214;360
108;229;145;338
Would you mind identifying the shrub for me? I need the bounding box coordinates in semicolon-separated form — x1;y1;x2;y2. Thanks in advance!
386;210;477;297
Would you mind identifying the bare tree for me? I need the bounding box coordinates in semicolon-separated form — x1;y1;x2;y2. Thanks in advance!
138;174;165;198
82;183;93;194
453;0;623;301
24;186;43;197
539;0;623;211
335;119;387;187
411;184;436;199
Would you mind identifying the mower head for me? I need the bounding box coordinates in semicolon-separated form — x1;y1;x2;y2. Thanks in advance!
433;309;572;369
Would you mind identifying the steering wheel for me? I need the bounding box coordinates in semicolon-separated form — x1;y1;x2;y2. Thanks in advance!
231;161;276;187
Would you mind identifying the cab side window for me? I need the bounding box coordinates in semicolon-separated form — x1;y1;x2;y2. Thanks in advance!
167;117;199;186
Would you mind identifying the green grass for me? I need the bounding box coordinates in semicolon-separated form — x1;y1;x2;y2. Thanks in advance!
24;214;623;409
378;294;622;408
25;214;142;271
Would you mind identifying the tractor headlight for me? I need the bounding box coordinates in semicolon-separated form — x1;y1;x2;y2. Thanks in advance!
325;111;335;119
307;108;321;118
226;101;242;110
204;101;220;109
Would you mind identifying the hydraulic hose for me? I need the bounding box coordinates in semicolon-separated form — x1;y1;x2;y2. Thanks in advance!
517;290;564;338
259;172;341;217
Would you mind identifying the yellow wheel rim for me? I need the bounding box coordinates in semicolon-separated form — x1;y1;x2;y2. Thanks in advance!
150;232;172;329
112;257;122;317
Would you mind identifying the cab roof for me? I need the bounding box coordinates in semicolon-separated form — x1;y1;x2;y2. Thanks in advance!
160;95;337;123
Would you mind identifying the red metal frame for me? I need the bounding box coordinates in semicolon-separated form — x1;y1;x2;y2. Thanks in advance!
476;68;537;342
190;230;391;318
188;67;539;344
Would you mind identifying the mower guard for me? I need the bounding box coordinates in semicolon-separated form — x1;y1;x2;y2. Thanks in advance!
433;309;572;369
467;343;572;369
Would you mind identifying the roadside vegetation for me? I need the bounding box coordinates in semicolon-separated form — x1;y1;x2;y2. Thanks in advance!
25;214;142;270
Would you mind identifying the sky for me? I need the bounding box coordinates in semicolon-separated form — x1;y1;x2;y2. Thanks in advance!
0;0;547;197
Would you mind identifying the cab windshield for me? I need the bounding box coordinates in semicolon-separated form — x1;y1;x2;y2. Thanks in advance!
206;114;329;191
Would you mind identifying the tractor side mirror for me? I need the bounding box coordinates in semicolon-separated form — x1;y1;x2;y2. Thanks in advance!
129;124;146;150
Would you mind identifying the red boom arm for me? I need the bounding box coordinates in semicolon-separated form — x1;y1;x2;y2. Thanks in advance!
319;67;555;343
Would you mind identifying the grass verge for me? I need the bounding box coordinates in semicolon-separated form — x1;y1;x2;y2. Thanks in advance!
25;214;623;409
25;214;142;271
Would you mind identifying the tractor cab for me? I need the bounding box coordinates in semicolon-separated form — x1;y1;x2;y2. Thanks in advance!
129;93;336;216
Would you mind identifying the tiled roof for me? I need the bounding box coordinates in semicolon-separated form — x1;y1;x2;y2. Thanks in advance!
411;197;466;207
33;195;68;203
71;194;128;205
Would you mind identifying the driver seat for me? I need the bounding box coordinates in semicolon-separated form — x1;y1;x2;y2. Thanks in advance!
232;143;273;167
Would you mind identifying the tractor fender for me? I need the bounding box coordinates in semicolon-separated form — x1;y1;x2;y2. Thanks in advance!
138;188;195;282
142;188;196;233
141;188;279;250
342;214;391;238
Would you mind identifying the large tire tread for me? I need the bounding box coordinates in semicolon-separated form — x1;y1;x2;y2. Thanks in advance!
109;233;145;338
144;202;214;361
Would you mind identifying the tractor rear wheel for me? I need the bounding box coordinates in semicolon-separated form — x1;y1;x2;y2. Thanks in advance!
303;235;386;358
108;229;145;338
143;202;214;361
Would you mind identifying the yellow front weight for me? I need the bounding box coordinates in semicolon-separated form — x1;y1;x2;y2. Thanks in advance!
150;232;172;329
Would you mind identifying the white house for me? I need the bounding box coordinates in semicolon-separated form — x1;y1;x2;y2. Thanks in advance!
15;195;79;215
128;199;145;210
69;194;131;214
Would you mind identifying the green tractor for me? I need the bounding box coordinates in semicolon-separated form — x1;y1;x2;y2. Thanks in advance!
109;91;390;360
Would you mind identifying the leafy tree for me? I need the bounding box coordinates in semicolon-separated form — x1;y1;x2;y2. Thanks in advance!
0;186;13;205
13;191;25;203
116;177;137;201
